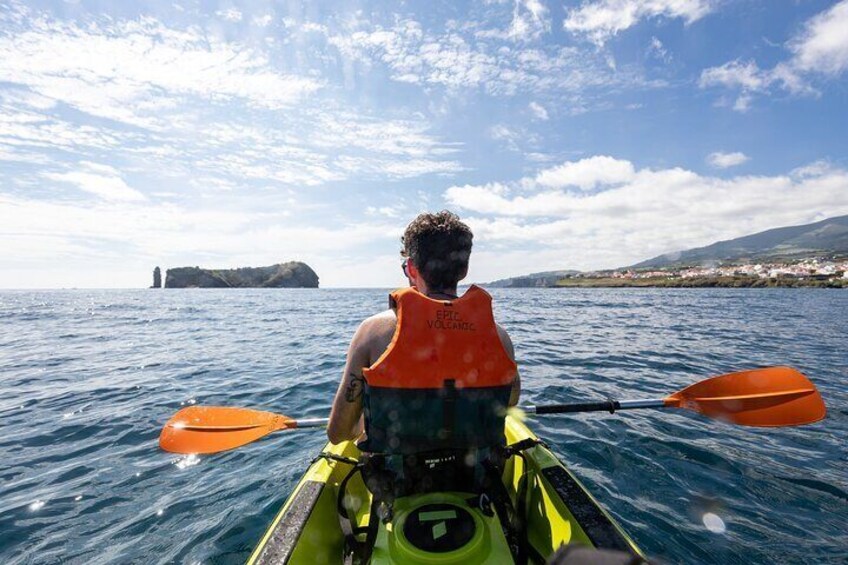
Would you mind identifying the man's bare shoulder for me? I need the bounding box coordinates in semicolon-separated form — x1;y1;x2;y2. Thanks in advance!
360;309;397;337
354;309;397;364
495;322;516;360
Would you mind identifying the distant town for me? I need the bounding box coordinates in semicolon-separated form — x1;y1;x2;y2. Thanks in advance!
556;258;848;288
487;214;848;289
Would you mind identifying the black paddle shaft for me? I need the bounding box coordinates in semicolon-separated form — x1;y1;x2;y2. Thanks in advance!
535;400;622;415
529;398;666;415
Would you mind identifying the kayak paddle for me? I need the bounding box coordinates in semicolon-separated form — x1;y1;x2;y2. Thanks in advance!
159;366;825;454
526;366;826;427
158;406;326;454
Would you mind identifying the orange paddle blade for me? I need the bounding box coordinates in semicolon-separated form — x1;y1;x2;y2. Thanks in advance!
664;366;826;427
158;406;295;454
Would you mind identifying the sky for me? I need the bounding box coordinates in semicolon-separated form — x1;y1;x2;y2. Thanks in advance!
1;0;847;288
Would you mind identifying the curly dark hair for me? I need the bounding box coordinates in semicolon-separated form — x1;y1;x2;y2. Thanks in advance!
401;210;473;289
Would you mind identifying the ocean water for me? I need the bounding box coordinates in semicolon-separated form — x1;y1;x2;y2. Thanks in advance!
0;288;846;564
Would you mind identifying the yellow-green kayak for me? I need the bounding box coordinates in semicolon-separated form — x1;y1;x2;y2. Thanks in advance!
247;415;642;564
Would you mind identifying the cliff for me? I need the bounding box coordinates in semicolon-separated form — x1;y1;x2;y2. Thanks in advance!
485;270;580;288
164;262;319;288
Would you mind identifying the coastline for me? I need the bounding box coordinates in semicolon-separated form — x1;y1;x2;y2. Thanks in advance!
553;276;847;288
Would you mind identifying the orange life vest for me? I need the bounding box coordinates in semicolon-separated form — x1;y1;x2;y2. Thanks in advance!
359;285;517;454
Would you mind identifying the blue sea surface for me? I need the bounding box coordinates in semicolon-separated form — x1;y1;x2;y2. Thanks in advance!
0;288;846;564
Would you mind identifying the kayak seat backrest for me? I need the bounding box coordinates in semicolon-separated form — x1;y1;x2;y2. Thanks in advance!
358;445;508;499
359;382;513;454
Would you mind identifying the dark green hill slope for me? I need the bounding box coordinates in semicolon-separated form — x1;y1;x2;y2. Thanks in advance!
485;270;580;288
483;215;848;287
632;215;848;269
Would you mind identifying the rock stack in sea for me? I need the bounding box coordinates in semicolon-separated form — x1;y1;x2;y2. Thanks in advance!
152;267;162;288
163;262;319;288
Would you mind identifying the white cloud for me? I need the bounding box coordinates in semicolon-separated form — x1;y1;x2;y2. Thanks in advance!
216;8;243;23
0;87;129;158
731;92;753;112
0;88;56;110
526;152;555;162
0;9;464;188
528;101;549;120
791;160;833;179
366;205;406;218
789;0;848;75
699;60;768;90
699;58;817;111
370;158;465;178
535;156;635;190
490;124;514;140
43;162;145;201
252;14;274;27
305;112;465;178
329;18;649;101
0;10;322;129
2;98;463;195
310;112;462;159
332;22;498;90
302;22;330;34
476;0;551;41
701;1;848;110
707;151;749;169
510;0;550;40
564;0;713;45
0;107;126;154
444;156;848;271
648;36;670;63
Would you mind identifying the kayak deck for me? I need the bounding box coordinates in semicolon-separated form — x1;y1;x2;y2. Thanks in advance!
248;415;641;564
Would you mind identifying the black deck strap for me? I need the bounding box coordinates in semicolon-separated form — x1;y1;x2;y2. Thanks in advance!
313;452;360;466
482;460;523;564
510;449;532;565
319;450;362;561
336;454;394;565
505;437;546;455
540;466;636;554
359;496;382;565
499;438;547;565
337;463;364;561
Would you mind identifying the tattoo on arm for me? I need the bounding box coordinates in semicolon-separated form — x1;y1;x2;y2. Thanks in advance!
344;372;365;402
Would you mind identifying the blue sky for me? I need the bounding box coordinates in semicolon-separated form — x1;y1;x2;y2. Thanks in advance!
1;0;847;288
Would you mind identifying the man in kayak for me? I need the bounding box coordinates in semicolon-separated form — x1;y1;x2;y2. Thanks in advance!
327;210;520;460
323;212;549;563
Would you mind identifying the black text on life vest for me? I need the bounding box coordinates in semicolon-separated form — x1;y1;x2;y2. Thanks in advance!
427;309;476;331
